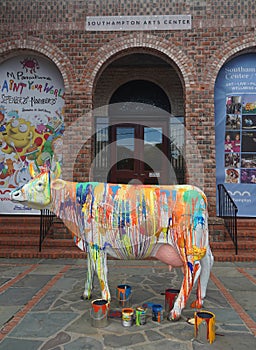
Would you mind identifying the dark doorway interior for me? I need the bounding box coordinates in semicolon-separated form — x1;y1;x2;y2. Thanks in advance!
110;79;171;113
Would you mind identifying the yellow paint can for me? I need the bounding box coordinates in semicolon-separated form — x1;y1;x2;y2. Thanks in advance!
194;310;215;344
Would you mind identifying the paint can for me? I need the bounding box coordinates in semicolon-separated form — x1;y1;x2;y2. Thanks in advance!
165;288;180;314
194;310;215;344
90;299;109;328
116;284;132;307
122;308;134;327
152;304;163;323
135;306;147;326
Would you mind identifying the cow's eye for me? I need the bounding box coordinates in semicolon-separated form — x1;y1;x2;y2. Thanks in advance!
36;181;45;192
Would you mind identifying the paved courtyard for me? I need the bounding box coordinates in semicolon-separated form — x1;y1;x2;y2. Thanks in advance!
0;258;255;349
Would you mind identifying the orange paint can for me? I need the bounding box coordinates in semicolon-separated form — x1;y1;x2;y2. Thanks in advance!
122;308;134;327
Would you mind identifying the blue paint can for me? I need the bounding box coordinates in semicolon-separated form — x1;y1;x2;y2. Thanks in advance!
117;284;132;307
152;304;163;323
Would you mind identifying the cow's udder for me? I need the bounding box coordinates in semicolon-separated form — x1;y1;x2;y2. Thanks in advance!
154;244;183;270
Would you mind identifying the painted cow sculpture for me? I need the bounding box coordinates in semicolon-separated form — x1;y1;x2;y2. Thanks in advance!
10;164;214;320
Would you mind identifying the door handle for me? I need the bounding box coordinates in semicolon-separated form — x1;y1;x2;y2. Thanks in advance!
140;174;145;176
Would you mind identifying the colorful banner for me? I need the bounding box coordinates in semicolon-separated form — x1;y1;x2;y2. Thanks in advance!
0;55;65;214
215;53;256;217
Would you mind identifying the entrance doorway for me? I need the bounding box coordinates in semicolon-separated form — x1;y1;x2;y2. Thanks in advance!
108;80;171;184
109;119;169;184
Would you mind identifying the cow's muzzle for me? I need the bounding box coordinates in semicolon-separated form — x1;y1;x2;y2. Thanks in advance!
10;189;25;202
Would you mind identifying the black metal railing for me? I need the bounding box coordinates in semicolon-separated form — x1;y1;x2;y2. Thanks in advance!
217;184;238;254
39;209;55;252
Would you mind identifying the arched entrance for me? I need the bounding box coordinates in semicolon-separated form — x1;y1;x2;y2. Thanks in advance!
93;52;185;185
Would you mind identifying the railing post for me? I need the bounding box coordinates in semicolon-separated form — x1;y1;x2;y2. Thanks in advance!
234;207;238;255
217;184;238;255
39;209;54;252
39;210;43;252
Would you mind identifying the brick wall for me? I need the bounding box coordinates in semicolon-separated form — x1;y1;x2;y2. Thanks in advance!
1;0;256;240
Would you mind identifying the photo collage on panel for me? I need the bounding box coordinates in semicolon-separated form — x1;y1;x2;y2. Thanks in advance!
225;95;256;184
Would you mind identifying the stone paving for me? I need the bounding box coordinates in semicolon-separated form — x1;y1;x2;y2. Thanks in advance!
0;258;255;349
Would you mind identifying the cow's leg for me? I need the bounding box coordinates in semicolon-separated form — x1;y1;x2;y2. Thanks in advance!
189;261;203;309
82;248;96;300
95;250;111;301
195;246;214;307
168;261;194;321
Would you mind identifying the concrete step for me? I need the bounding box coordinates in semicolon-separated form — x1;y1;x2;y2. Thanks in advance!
212;251;256;262
0;246;254;261
211;240;256;252
0;236;39;247
0;246;86;259
0;216;40;235
229;228;256;240
0;237;255;262
236;219;256;239
0;215;41;225
0;235;75;247
0;216;255;262
237;218;256;227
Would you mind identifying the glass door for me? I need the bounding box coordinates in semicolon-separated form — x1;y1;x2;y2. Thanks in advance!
109;120;169;184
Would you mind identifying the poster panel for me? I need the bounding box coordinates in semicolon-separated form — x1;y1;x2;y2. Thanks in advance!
215;53;256;217
0;55;65;214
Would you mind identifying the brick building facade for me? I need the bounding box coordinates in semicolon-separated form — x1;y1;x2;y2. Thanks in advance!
1;0;256;242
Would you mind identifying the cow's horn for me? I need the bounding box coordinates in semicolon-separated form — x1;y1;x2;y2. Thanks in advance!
29;163;39;178
52;161;61;179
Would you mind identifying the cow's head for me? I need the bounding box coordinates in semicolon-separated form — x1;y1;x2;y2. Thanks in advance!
10;162;61;210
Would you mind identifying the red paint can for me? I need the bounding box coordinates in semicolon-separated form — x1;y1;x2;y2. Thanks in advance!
165;288;180;314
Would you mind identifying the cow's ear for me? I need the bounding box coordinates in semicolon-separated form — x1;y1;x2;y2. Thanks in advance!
52;161;61;179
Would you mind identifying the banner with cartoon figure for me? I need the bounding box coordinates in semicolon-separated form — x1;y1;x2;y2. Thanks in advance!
0;55;65;214
215;53;256;217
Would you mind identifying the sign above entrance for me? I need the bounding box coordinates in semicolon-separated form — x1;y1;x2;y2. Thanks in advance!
86;15;191;31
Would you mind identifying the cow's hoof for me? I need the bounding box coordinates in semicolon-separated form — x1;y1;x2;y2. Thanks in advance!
190;300;203;309
168;311;181;322
81;294;91;300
